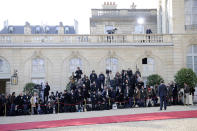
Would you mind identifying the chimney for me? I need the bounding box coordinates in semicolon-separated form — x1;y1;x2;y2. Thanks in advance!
4;20;8;28
74;19;78;34
25;21;30;26
24;21;31;34
102;1;117;9
59;22;63;27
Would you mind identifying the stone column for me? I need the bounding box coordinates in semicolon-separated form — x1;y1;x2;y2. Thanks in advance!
171;0;185;34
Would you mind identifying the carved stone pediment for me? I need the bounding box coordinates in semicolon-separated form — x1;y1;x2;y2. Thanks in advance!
107;50;116;57
189;37;197;45
70;51;80;58
144;50;152;57
33;50;43;58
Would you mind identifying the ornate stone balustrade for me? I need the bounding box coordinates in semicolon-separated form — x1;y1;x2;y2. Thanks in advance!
185;25;197;30
91;9;157;17
0;34;172;44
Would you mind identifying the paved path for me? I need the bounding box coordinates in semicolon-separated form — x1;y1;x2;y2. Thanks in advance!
32;118;197;131
0;105;197;131
0;105;196;124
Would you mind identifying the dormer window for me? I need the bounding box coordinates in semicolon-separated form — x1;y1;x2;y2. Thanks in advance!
45;26;50;33
55;27;59;33
35;26;40;34
65;27;69;34
8;26;14;33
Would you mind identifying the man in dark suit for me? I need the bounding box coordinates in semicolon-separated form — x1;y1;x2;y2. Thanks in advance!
90;70;97;83
75;67;83;81
99;72;105;89
158;80;167;110
44;82;50;103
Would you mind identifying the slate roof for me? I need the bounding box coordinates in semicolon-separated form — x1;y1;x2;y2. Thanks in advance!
0;25;76;34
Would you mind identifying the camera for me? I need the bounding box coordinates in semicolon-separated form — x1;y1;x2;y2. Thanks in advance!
106;69;110;74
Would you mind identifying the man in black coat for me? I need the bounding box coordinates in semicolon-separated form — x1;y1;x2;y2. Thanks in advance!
99;72;105;89
75;67;83;81
63;90;71;112
10;92;16;116
15;93;24;115
90;70;97;83
158;80;167;110
146;29;152;42
44;82;50;103
127;68;133;79
84;76;90;91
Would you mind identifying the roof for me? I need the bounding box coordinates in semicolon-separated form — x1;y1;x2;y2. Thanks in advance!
0;25;76;34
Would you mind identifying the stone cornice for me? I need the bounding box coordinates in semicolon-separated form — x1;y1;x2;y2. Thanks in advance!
0;42;173;48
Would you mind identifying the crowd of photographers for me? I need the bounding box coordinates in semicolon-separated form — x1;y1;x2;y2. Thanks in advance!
0;67;195;116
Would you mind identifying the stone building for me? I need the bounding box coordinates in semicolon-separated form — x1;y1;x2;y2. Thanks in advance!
0;22;76;35
0;0;197;95
90;2;157;34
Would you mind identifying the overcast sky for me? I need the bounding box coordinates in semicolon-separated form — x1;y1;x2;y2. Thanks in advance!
0;0;158;34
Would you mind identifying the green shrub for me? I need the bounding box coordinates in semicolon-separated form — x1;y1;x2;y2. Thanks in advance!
147;74;164;86
23;82;37;95
174;68;197;89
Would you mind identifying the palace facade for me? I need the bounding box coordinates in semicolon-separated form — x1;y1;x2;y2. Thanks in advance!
0;0;197;95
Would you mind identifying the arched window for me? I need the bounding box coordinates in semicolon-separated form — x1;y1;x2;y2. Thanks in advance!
0;57;10;82
32;58;45;73
0;57;10;75
142;57;155;76
32;58;45;84
187;45;197;74
69;58;82;74
106;57;118;74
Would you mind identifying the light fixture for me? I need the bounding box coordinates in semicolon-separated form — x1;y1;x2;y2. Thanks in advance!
137;18;144;24
11;69;18;85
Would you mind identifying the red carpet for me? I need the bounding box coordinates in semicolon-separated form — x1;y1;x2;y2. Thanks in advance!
1;110;197;131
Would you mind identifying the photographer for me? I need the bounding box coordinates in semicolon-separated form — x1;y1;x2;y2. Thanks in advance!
75;67;83;81
99;72;105;89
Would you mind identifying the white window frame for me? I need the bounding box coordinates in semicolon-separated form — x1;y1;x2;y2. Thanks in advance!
142;57;155;77
0;59;3;72
69;58;82;74
106;57;119;74
31;58;45;80
185;0;197;25
134;25;144;34
187;45;197;74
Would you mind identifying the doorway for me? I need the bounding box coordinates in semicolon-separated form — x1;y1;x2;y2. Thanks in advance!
0;79;9;94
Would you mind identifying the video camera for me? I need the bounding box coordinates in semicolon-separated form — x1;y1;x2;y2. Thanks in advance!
106;69;111;74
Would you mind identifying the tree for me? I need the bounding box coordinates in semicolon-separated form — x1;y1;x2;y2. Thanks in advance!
23;82;37;95
174;68;197;89
147;74;164;86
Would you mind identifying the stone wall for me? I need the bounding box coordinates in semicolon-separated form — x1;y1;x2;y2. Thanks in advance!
0;34;196;95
